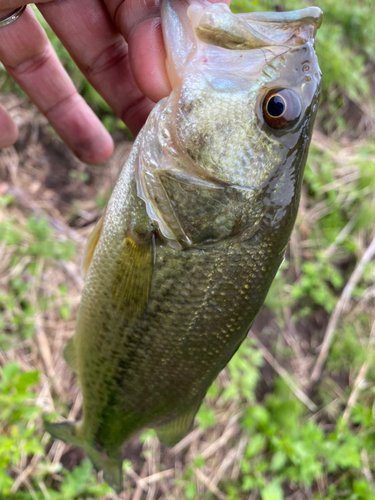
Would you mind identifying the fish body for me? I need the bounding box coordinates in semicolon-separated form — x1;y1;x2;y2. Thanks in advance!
47;0;322;491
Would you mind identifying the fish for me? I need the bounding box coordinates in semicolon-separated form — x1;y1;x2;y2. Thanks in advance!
46;0;322;492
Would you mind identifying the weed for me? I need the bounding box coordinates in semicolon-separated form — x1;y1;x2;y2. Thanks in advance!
0;213;75;350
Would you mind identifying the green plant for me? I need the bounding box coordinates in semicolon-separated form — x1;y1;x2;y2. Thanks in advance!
0;214;76;350
0;363;42;496
0;362;113;499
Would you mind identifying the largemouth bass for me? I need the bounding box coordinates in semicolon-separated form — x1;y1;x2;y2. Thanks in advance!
47;0;322;491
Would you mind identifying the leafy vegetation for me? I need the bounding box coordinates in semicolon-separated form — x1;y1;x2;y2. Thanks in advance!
0;200;75;350
1;0;375;498
0;361;112;499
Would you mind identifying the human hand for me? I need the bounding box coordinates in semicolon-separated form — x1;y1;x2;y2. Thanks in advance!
0;0;230;164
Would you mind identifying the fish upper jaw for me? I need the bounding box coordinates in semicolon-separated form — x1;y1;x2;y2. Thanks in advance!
161;0;322;89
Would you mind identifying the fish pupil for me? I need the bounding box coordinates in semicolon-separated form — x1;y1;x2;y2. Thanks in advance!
267;95;286;117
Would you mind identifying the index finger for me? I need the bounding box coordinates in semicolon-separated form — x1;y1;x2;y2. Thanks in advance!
38;0;156;136
105;0;231;103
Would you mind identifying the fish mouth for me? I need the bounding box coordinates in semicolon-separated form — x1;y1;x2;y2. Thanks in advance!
161;0;323;88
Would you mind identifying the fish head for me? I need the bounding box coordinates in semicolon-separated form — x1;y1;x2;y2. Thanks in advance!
159;0;322;231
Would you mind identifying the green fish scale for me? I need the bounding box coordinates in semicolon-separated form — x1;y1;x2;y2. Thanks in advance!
86;228;287;453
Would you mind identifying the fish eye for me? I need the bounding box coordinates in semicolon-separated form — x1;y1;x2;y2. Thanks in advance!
262;89;302;129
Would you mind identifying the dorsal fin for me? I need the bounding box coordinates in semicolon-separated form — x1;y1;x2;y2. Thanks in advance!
81;212;106;278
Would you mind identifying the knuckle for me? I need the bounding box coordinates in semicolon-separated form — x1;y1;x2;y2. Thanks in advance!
7;44;53;77
85;40;128;78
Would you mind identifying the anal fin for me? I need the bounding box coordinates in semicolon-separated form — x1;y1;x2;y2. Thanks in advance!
154;407;198;447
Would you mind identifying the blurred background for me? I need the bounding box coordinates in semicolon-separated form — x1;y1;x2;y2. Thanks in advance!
1;0;375;498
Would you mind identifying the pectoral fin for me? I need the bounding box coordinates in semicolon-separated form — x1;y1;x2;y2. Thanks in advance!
154;407;198;447
82;212;105;278
111;231;154;323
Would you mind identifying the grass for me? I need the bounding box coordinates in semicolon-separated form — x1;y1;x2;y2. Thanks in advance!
1;0;375;498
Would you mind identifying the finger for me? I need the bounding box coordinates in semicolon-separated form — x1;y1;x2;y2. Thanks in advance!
108;0;231;103
39;0;230;136
111;0;171;104
0;104;18;148
38;0;155;135
0;6;113;164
